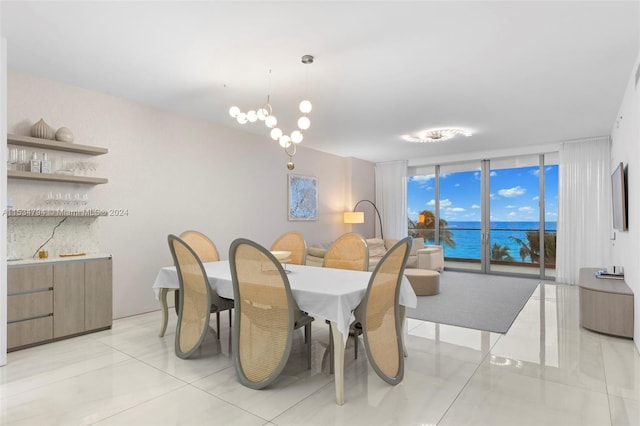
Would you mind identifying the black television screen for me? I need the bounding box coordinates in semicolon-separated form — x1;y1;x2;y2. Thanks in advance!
612;162;628;231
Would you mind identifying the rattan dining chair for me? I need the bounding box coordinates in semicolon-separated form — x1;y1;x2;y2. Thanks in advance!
178;230;231;339
352;236;411;384
168;234;234;358
323;232;369;363
270;231;307;265
180;230;220;262
322;232;369;271
229;238;314;390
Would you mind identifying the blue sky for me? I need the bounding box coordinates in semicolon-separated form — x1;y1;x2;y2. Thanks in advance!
408;165;558;223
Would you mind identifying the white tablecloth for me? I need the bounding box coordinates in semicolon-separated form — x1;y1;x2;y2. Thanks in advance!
152;261;417;345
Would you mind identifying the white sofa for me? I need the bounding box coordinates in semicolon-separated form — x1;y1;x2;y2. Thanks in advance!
305;237;444;272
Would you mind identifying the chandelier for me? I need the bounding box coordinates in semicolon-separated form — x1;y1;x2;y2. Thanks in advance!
229;55;314;170
402;128;472;143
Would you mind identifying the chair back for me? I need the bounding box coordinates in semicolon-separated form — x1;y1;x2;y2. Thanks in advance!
229;238;297;389
180;230;220;262
360;236;411;385
168;234;212;359
323;232;369;271
271;231;307;265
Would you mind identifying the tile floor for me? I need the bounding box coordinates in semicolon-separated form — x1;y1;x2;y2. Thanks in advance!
1;281;639;425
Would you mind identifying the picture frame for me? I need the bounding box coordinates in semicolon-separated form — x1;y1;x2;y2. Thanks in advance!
288;173;318;221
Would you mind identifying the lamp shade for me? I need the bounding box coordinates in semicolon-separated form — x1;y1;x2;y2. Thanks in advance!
343;211;365;224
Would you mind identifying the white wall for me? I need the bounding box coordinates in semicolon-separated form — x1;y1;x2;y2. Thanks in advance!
344;157;376;238
610;51;639;351
7;71;366;318
1;38;7;366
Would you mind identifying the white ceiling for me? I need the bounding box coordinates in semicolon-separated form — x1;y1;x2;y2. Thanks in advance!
2;1;639;164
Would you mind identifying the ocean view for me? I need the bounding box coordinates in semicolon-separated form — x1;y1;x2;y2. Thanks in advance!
419;221;557;262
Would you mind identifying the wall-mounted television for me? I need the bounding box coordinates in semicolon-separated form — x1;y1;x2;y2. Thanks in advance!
612;162;628;231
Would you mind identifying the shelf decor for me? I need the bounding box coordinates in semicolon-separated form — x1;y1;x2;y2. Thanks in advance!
30;118;55;140
55;127;74;143
7;134;108;185
288;173;318;221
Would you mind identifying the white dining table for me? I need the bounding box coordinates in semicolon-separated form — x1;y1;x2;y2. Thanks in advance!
152;261;417;405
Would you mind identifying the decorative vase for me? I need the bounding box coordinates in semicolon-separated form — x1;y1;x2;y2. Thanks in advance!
30;118;55;140
55;127;74;143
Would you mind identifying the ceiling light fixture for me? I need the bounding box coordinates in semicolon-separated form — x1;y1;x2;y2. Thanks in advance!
402;128;472;143
229;54;314;170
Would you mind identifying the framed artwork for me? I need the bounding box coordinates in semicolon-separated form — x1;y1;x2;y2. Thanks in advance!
288;173;318;221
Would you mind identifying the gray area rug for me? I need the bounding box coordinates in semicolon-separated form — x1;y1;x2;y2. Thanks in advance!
406;271;540;333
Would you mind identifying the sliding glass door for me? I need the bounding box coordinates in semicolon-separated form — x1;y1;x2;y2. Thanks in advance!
438;162;482;272
408;154;558;279
407;162;482;272
488;156;542;275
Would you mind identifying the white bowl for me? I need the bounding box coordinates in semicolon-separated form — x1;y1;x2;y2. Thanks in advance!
270;250;291;261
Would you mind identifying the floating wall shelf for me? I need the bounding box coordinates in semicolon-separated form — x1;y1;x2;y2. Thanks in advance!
8;170;108;185
7;134;108;155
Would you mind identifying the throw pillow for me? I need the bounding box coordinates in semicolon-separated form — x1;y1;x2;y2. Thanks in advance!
366;238;387;258
307;247;327;258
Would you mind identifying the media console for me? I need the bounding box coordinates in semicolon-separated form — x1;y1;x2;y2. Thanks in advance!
579;267;634;338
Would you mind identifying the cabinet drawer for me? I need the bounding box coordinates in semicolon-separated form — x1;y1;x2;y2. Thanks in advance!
8;264;54;294
7;316;53;349
8;290;54;322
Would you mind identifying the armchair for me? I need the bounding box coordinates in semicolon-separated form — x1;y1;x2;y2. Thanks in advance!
417;245;444;271
368;237;443;272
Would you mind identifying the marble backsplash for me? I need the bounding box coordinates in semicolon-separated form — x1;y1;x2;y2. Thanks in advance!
8;217;100;260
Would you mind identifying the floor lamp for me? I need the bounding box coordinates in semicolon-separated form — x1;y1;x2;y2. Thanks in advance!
343;199;384;240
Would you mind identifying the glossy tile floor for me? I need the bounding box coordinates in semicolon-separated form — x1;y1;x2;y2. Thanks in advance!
2;281;639;425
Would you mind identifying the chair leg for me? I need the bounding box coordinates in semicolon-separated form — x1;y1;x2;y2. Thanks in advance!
354;332;358;359
228;309;232;327
173;290;180;315
306;322;312;370
216;311;220;339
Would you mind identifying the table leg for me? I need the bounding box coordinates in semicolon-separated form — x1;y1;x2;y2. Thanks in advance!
329;321;345;405
400;305;408;357
158;288;169;337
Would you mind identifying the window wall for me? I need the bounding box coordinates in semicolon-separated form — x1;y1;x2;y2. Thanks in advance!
408;154;558;279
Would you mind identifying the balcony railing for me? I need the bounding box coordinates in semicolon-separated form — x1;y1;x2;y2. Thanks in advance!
408;226;557;269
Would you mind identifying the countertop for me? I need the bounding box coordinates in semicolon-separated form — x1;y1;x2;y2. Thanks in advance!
578;267;632;295
8;253;112;267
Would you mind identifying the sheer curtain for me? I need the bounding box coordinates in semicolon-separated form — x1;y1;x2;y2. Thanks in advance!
375;160;408;240
556;136;611;284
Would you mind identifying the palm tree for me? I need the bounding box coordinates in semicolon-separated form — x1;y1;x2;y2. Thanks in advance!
509;235;533;262
490;243;514;261
409;210;456;248
510;231;557;265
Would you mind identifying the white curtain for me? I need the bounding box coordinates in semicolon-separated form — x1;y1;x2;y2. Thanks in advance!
375;160;408;240
556;136;611;284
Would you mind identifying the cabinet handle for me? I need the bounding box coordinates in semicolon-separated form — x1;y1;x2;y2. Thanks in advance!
8;287;53;296
7;312;53;324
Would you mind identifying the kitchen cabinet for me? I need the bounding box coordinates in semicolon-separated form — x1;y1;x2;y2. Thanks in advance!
7;264;54;349
7;256;113;351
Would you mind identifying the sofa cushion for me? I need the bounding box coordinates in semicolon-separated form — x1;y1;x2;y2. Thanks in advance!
307;246;327;258
384;238;399;250
366;238;387;258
